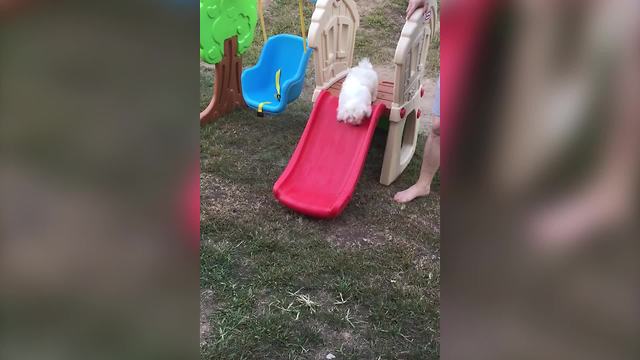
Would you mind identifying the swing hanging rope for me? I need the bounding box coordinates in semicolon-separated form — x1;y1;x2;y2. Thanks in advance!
298;0;307;51
257;0;308;51
258;0;268;43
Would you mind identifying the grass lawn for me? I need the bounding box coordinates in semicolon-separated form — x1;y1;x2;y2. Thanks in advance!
200;1;440;358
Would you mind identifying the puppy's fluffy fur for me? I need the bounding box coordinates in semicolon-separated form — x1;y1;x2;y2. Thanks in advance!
337;58;378;125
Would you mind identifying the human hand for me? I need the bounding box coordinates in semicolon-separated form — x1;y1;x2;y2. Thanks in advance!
406;0;427;19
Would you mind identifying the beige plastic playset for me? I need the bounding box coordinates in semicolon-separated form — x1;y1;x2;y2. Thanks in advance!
308;0;438;185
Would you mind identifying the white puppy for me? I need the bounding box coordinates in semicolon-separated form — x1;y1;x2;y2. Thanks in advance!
337;58;379;125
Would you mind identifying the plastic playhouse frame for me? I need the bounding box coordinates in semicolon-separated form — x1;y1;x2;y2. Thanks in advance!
307;0;439;185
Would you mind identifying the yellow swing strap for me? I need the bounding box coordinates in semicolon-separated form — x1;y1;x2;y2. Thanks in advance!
256;67;280;117
257;101;272;117
258;0;268;43
275;69;282;100
298;0;307;52
257;68;281;117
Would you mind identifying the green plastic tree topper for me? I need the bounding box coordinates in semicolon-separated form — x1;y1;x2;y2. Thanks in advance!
200;0;258;64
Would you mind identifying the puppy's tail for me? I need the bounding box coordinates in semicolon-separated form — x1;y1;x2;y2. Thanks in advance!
358;58;373;69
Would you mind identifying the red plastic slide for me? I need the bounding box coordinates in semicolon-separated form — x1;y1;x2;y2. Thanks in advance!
273;91;388;218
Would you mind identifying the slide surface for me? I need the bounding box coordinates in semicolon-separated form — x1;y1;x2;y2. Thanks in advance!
273;91;387;218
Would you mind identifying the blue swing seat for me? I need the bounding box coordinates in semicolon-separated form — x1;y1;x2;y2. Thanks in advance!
241;34;313;115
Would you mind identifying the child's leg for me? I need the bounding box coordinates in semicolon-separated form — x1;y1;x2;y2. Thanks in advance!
394;76;440;203
394;117;440;203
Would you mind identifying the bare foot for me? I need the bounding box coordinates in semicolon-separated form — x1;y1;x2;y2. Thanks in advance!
528;181;631;253
394;183;430;203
